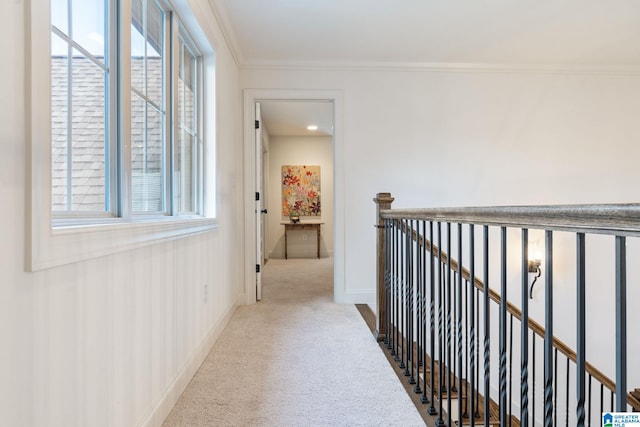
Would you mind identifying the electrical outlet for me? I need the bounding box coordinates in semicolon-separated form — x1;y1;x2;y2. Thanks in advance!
203;283;208;303
302;233;307;241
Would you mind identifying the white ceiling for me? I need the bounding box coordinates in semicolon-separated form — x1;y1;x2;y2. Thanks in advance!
260;102;333;137
211;1;640;136
210;0;640;68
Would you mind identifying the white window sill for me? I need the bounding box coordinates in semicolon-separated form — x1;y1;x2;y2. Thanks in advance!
28;216;217;271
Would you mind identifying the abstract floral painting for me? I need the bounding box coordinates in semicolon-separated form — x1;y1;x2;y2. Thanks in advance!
282;165;321;216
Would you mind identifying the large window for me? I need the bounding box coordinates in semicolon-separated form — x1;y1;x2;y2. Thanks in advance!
50;0;203;220
27;0;213;271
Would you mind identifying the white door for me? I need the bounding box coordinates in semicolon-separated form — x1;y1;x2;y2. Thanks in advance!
255;102;264;301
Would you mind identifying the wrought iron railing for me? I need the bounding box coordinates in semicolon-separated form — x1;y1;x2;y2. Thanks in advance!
373;193;640;426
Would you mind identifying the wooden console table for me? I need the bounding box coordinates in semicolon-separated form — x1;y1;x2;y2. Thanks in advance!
281;222;324;259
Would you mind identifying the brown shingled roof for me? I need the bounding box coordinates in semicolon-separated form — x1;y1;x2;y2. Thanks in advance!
52;56;165;212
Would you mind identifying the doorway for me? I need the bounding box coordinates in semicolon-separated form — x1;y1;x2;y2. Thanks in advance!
243;89;345;305
260;100;334;257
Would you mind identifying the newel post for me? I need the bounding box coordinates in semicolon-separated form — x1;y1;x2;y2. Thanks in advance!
373;192;394;341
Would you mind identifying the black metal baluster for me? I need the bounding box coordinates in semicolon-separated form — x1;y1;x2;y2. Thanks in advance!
576;233;586;427
554;348;558;427
436;222;445;427
565;357;570;427
462;279;473;418
453;268;458;394
469;224;476;426
393;220;399;361
418;221;427;397
544;230;554;427
422;221;427;378
403;220;410;376
464;281;469;420
421;221;427;396
405;220;411;374
587;374;592;427
499;226;508;426
387;220;396;355
388;219;394;350
615;236;627;411
533;331;536;427
521;229;530;427
475;286;480;420
600;383;604;420
383;219;388;345
384;220;393;349
400;220;406;370
457;223;463;426
408;220;415;383
483;225;491;426
415;220;423;394
509;313;514;427
383;219;387;345
610;390;614;412
446;222;453;427
390;221;394;354
428;220;437;413
441;259;445;395
390;220;395;351
401;219;406;366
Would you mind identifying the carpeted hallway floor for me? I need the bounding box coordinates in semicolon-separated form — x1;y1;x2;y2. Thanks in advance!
162;257;424;426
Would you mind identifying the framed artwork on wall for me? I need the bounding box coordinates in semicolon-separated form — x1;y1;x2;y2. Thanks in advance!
281;165;321;217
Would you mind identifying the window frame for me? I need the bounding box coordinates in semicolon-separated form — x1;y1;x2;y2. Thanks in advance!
50;0;118;217
173;27;203;216
129;0;170;216
27;0;216;271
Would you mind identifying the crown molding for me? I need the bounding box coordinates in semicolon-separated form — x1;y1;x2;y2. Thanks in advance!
206;0;245;66
239;59;640;76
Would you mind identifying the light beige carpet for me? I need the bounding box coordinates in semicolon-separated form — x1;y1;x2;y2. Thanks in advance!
162;257;424;426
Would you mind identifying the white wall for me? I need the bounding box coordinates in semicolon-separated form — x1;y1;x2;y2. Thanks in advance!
266;136;334;259
240;67;640;384
242;66;640;291
0;1;243;426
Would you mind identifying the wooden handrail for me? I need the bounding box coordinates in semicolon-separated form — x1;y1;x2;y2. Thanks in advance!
382;203;640;237
397;219;640;411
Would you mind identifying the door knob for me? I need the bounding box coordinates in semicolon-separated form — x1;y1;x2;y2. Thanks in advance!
261;209;268;214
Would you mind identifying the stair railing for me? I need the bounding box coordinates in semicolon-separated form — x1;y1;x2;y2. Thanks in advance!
373;193;640;427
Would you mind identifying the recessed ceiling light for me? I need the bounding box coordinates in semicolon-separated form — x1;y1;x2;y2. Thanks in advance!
307;125;318;131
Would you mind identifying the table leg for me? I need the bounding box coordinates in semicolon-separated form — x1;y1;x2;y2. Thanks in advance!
317;226;320;258
284;228;288;259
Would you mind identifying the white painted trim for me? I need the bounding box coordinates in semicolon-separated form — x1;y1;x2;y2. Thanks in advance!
202;0;244;66
340;290;376;307
239;60;640;76
243;89;345;305
137;296;239;427
32;218;218;271
184;1;640;77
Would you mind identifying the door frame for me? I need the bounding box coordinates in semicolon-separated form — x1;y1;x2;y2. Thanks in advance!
255;102;264;301
242;89;345;305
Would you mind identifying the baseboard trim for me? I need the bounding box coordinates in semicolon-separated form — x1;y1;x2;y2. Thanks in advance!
337;290;375;306
137;297;239;427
